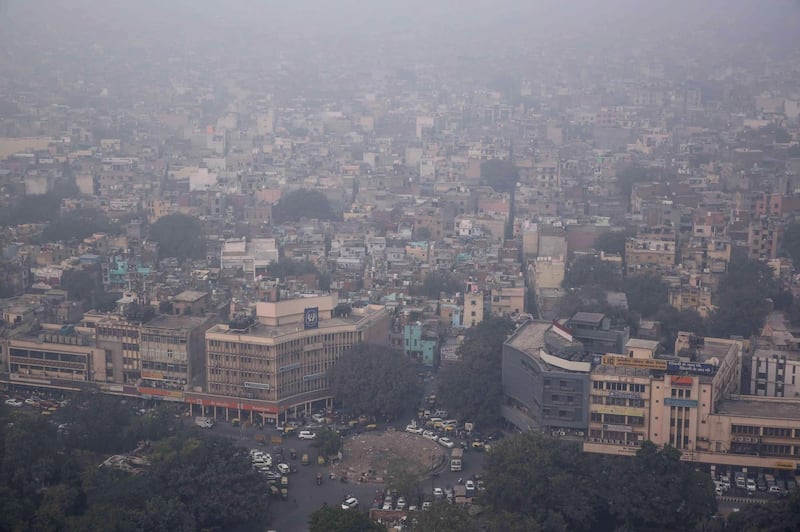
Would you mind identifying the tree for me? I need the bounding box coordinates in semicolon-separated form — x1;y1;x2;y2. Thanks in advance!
594;230;631;256
621;273;668;318
149;213;206;263
329;344;421;417
480;158;519;193
385;459;426;503
483;433;605;531
653;306;706;353
437;317;515;427
781;221;800;267
272;189;336;223
308;505;384;532
313;429;342;457
39;209;117;243
563;255;623;290
483;434;716;532
417;271;463;298
708;251;779;338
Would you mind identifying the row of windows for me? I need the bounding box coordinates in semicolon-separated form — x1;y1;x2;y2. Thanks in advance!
670;388;692;399
591;395;645;408
591;381;646;393
590;413;645;426
141;334;187;345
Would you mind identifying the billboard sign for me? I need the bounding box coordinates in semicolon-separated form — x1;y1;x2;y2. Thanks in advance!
667;361;716;376
304;307;319;329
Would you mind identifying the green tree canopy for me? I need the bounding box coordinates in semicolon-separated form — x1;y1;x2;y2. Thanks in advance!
563;255;623;290
480;158;519;193
329;344;421;417
483;434;716;531
781;221;800;267
708;251;780;338
149;213;206;263
416;271;463;298
272;189;336;223
38;208;117;243
308;505;384;532
313;428;342;457
437;317;515;427
594;229;632;256
621;273;668;318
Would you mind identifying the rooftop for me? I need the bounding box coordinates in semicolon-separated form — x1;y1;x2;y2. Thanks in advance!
505;320;551;357
207;312;372;339
143;314;209;331
173;290;208;302
715;398;800;422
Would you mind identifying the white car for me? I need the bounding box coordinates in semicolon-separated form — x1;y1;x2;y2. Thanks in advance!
422;501;431;510
341;497;359;510
396;496;407;510
24;397;40;407
276;463;291;475
406;425;423;434
465;480;476;492
5;398;22;407
433;487;444;499
438;437;455;448
298;430;316;440
312;413;326;424
422;430;438;442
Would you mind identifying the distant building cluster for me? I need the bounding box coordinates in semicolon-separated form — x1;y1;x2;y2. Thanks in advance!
1;3;800;472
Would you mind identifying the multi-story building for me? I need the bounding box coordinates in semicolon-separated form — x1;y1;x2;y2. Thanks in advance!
582;333;788;470
747;217;783;260
750;313;800;398
192;294;389;424
567;312;629;356
87;312;142;386
3;325;108;390
403;321;438;367
625;227;677;275
139;315;214;401
489;285;525;317
502;320;591;432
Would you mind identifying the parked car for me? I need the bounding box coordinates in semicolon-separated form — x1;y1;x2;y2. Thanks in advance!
406;424;423;434
341;496;359;510
24;397;40;407
433;487;444;499
422;430;439;442
396;496;407;510
298;430;316;440
5;398;22;407
438;437;455;448
276;463;291;475
422;501;431;510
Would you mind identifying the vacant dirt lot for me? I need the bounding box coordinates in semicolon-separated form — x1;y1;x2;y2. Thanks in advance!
331;428;447;482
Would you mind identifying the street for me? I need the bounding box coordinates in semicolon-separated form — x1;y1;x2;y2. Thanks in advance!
205;419;487;532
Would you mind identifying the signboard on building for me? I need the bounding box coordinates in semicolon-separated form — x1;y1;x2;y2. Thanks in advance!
667;361;716;376
244;381;270;390
304;307;319;329
603;424;633;433
601;355;667;371
670;376;694;387
663;398;698;408
609;391;642;400
595;405;645;417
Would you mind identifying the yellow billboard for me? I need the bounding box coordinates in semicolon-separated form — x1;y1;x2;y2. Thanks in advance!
595;405;645;417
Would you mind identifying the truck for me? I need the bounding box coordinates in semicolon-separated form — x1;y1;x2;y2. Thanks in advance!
194;416;214;429
450;448;463;472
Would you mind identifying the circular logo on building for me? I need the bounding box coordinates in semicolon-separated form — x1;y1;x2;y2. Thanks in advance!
304;307;319;329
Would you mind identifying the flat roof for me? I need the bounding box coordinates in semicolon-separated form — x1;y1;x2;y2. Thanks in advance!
626;338;659;350
715;398;800;422
571;312;604;325
144;314;209;331
505;320;550;357
208;308;383;340
173;290;207;302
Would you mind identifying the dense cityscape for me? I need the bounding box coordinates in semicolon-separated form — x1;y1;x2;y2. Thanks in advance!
2;1;800;530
